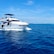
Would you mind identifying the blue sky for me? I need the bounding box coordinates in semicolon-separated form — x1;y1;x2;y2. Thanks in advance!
0;0;54;24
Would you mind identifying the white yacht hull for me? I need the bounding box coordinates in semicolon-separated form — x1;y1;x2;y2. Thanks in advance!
0;28;31;31
0;25;31;31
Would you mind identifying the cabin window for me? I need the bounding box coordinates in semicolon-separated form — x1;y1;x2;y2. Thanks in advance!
12;20;20;21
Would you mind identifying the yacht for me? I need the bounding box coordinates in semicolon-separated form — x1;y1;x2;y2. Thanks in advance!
0;14;31;31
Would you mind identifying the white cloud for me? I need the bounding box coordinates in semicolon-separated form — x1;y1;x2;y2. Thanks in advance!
24;0;34;5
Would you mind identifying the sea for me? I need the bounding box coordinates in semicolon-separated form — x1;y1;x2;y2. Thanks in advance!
0;24;54;54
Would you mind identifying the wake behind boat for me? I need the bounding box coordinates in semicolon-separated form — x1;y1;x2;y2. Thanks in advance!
0;14;31;31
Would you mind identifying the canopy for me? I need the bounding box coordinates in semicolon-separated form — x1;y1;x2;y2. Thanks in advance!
5;14;14;16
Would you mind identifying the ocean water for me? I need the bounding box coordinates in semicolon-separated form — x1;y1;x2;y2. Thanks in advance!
0;24;54;54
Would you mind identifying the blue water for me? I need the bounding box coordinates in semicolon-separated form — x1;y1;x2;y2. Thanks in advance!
0;24;54;54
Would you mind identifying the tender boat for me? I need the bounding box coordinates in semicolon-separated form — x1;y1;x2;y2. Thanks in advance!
0;14;31;31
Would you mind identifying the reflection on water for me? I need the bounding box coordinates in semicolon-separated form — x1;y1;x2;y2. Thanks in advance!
0;31;33;50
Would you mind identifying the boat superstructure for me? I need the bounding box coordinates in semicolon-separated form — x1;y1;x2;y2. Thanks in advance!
0;14;31;31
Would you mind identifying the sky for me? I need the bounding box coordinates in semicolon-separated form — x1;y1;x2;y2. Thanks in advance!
0;0;54;24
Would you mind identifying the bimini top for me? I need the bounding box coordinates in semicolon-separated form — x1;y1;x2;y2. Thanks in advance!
4;14;14;18
5;14;14;16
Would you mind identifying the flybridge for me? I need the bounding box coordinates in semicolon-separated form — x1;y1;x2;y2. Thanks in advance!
5;14;14;18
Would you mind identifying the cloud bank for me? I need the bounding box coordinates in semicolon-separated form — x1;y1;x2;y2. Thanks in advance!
0;7;54;24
